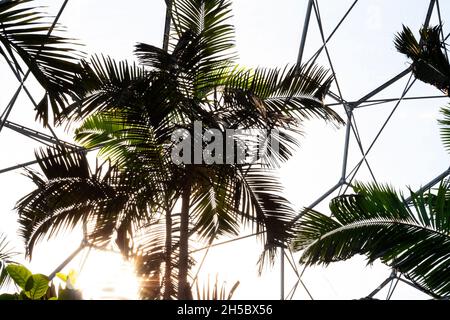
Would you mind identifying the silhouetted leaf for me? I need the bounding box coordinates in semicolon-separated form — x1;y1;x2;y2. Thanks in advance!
294;181;450;298
5;264;32;290
24;274;49;300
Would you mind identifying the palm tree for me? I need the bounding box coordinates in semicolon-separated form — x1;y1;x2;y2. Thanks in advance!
293;101;450;298
395;25;450;96
16;0;343;299
0;0;83;125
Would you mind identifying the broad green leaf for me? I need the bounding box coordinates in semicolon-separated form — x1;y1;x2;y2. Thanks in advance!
5;264;32;290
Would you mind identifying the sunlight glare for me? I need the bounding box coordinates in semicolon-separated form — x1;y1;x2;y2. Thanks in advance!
75;250;140;300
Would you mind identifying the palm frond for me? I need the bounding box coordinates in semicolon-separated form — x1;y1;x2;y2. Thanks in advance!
34;147;90;180
195;275;239;300
139;0;238;101
294;181;450;298
68;54;192;136
395;25;421;60
74;111;175;170
438;104;450;154
189;164;298;266
130;214;199;300
0;233;18;289
63;55;149;122
222;63;342;126
17;175;121;256
135;30;204;78
17;145;180;298
235;167;299;273
0;0;84;125
16;147;136;256
190;165;240;242
170;0;236;68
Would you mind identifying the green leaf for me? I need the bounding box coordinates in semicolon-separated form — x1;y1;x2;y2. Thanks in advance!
5;264;32;290
294;181;450;298
24;274;49;300
24;275;34;291
395;25;450;96
56;272;67;282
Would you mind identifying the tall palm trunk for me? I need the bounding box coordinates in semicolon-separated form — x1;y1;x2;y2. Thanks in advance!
178;176;192;300
163;202;173;299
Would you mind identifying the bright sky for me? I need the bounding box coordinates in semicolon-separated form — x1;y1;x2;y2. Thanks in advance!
0;0;449;300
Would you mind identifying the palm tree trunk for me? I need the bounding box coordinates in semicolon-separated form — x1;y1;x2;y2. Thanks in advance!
163;203;173;299
178;177;192;300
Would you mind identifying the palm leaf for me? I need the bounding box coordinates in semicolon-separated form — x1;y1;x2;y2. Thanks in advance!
130;212;202;300
195;275;239;300
222;63;342;126
0;0;84;125
293;181;450;298
234;167;299;272
16;147;176;298
395;25;450;96
74;111;175;169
